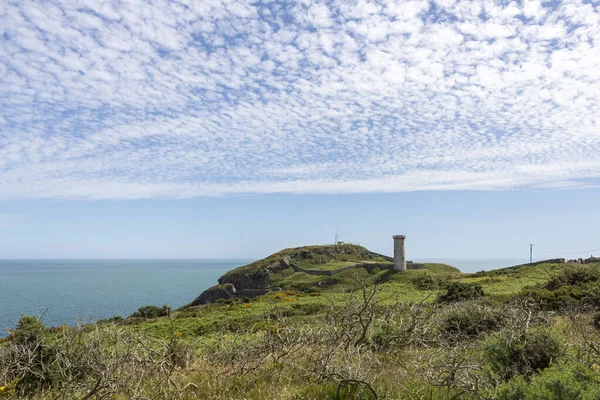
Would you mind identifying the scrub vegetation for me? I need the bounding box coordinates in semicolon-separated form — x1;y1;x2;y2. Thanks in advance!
2;246;600;399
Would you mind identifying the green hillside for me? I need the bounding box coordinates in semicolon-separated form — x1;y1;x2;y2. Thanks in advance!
3;246;600;400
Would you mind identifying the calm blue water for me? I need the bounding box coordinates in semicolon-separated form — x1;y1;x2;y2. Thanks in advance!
0;257;534;336
0;259;249;336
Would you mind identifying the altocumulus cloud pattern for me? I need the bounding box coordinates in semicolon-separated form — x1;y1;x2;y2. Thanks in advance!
1;0;599;199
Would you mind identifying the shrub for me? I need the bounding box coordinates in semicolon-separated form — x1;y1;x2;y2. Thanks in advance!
519;287;581;310
274;292;290;301
0;378;18;399
129;304;171;319
438;282;484;303
410;274;437;290
518;268;600;310
9;316;46;345
494;362;600;400
545;267;600;290
439;304;504;340
484;327;564;380
371;323;397;350
288;282;316;292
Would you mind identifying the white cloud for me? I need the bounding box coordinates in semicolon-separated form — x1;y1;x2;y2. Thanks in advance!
0;0;599;200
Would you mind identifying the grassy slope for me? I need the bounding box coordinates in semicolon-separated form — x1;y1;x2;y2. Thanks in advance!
221;244;390;278
137;258;569;340
7;251;599;400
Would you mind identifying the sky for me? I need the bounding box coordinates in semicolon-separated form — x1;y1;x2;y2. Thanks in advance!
1;0;599;259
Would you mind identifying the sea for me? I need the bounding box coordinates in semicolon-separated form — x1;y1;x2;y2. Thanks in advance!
0;259;250;337
0;257;530;336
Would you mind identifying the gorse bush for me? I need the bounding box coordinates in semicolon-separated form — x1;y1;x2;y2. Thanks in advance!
437;282;484;303
129;304;171;319
545;266;600;290
519;286;582;311
439;303;504;340
484;327;564;380
0;378;18;399
410;274;438;290
494;362;600;400
518;266;600;310
9;316;46;346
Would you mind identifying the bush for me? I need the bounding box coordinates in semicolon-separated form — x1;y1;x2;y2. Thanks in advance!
9;316;46;345
494;362;600;400
518;267;600;310
289;282;317;292
371;323;397;349
438;282;484;303
0;378;18;399
129;304;171;319
410;274;437;290
439;304;504;340
545;267;600;290
484;327;564;380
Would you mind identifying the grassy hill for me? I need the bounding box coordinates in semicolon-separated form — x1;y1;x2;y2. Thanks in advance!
186;244;460;306
3;246;600;400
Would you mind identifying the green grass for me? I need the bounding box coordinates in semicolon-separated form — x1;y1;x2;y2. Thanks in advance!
8;256;600;400
462;263;569;296
136;262;476;340
294;260;359;271
133;262;576;342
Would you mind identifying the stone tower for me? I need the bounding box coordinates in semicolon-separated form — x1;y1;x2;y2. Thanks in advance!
393;235;406;272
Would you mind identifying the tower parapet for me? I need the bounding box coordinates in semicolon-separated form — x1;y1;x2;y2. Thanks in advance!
393;235;406;272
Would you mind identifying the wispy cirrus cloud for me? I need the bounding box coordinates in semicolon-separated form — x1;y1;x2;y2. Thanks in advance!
0;0;599;199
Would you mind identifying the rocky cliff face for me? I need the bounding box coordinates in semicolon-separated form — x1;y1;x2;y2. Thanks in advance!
218;257;291;290
186;244;390;307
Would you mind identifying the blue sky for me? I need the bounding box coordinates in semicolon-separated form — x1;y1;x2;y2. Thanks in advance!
1;0;599;259
1;188;599;260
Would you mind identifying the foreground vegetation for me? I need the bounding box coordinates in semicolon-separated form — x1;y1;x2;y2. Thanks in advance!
2;253;600;399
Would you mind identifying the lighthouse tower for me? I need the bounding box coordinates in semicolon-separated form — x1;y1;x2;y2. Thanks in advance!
393;235;406;272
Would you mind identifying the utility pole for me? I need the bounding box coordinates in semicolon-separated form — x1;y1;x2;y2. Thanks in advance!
530;244;533;264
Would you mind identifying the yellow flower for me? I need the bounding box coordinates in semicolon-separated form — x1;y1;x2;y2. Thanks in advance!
175;331;183;336
0;386;5;392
